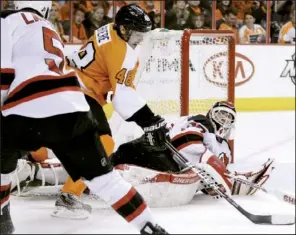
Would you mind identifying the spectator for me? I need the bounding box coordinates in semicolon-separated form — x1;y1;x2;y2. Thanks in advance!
250;0;267;25
83;5;112;38
2;0;15;10
191;13;209;29
85;0;101;13
63;7;88;43
232;0;253;23
139;1;161;14
107;0;140;18
215;0;232;20
148;10;161;29
187;0;212;28
165;0;191;30
274;0;294;24
49;2;68;42
60;0;80;21
239;12;266;43
55;0;66;6
218;7;239;42
165;0;175;11
278;6;295;44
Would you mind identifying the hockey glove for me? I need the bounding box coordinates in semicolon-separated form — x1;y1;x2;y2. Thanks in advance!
142;116;169;151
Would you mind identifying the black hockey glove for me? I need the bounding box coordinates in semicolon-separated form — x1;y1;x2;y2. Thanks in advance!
142;116;170;151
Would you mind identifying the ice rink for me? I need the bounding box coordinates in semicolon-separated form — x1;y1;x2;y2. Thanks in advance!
10;111;295;234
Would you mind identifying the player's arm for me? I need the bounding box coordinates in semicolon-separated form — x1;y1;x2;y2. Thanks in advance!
105;49;168;149
1;16;15;106
112;75;167;149
169;116;208;163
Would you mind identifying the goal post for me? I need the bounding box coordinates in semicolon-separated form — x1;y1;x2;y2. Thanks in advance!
180;29;236;116
180;29;235;162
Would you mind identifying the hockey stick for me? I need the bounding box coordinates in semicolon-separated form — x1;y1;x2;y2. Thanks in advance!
227;174;295;206
164;140;295;225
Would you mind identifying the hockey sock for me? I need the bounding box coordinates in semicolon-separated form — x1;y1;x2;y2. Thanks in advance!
61;177;87;197
61;134;114;198
1;173;15;234
0;173;11;215
84;169;156;231
99;134;115;156
29;147;48;162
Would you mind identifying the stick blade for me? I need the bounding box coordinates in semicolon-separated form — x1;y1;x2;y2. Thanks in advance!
271;215;295;225
249;214;295;225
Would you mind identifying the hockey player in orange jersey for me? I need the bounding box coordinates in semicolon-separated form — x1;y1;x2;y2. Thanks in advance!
49;5;170;230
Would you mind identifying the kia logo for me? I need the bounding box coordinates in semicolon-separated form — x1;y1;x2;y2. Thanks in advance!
203;52;255;87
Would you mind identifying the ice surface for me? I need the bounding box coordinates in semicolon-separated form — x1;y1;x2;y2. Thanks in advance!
10;111;295;234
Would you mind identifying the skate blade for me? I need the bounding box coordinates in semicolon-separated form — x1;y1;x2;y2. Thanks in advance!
50;206;90;220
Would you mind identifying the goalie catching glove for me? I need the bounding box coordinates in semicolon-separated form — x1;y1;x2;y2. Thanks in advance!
230;158;275;195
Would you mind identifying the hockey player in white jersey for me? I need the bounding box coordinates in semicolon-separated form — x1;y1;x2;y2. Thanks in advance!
1;1;168;234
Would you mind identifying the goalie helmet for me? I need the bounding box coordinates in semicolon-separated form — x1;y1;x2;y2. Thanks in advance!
14;1;52;19
206;101;236;140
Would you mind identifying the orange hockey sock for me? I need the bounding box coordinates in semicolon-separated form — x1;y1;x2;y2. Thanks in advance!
30;147;48;162
99;134;115;156
61;177;87;197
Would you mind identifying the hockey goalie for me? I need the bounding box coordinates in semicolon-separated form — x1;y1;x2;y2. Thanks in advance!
11;101;275;215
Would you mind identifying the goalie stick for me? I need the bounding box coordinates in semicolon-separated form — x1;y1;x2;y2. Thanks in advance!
164;140;295;225
227;173;295;206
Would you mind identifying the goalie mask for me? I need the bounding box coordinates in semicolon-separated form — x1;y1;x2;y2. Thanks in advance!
206;101;236;140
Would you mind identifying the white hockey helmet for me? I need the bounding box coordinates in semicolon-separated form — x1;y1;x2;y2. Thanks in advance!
14;1;52;19
206;101;236;140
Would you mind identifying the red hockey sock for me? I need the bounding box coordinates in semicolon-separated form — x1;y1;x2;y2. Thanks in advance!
1;174;12;215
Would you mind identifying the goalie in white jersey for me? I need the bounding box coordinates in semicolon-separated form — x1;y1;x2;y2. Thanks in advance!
0;1;168;234
111;101;275;203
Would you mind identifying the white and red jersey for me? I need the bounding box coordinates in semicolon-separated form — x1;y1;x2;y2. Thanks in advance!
167;115;232;166
1;10;89;118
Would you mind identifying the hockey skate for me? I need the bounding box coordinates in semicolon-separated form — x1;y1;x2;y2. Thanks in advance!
0;203;15;234
231;158;275;195
51;192;92;220
140;222;169;234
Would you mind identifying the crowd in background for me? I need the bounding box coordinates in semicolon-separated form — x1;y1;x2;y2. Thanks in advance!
2;0;295;44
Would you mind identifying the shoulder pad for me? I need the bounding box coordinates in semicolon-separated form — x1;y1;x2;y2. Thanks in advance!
188;114;215;133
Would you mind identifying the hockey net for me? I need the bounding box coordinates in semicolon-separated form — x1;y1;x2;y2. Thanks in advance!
109;29;235;158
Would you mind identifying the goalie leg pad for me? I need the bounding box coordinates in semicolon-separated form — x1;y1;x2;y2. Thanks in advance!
198;150;232;197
